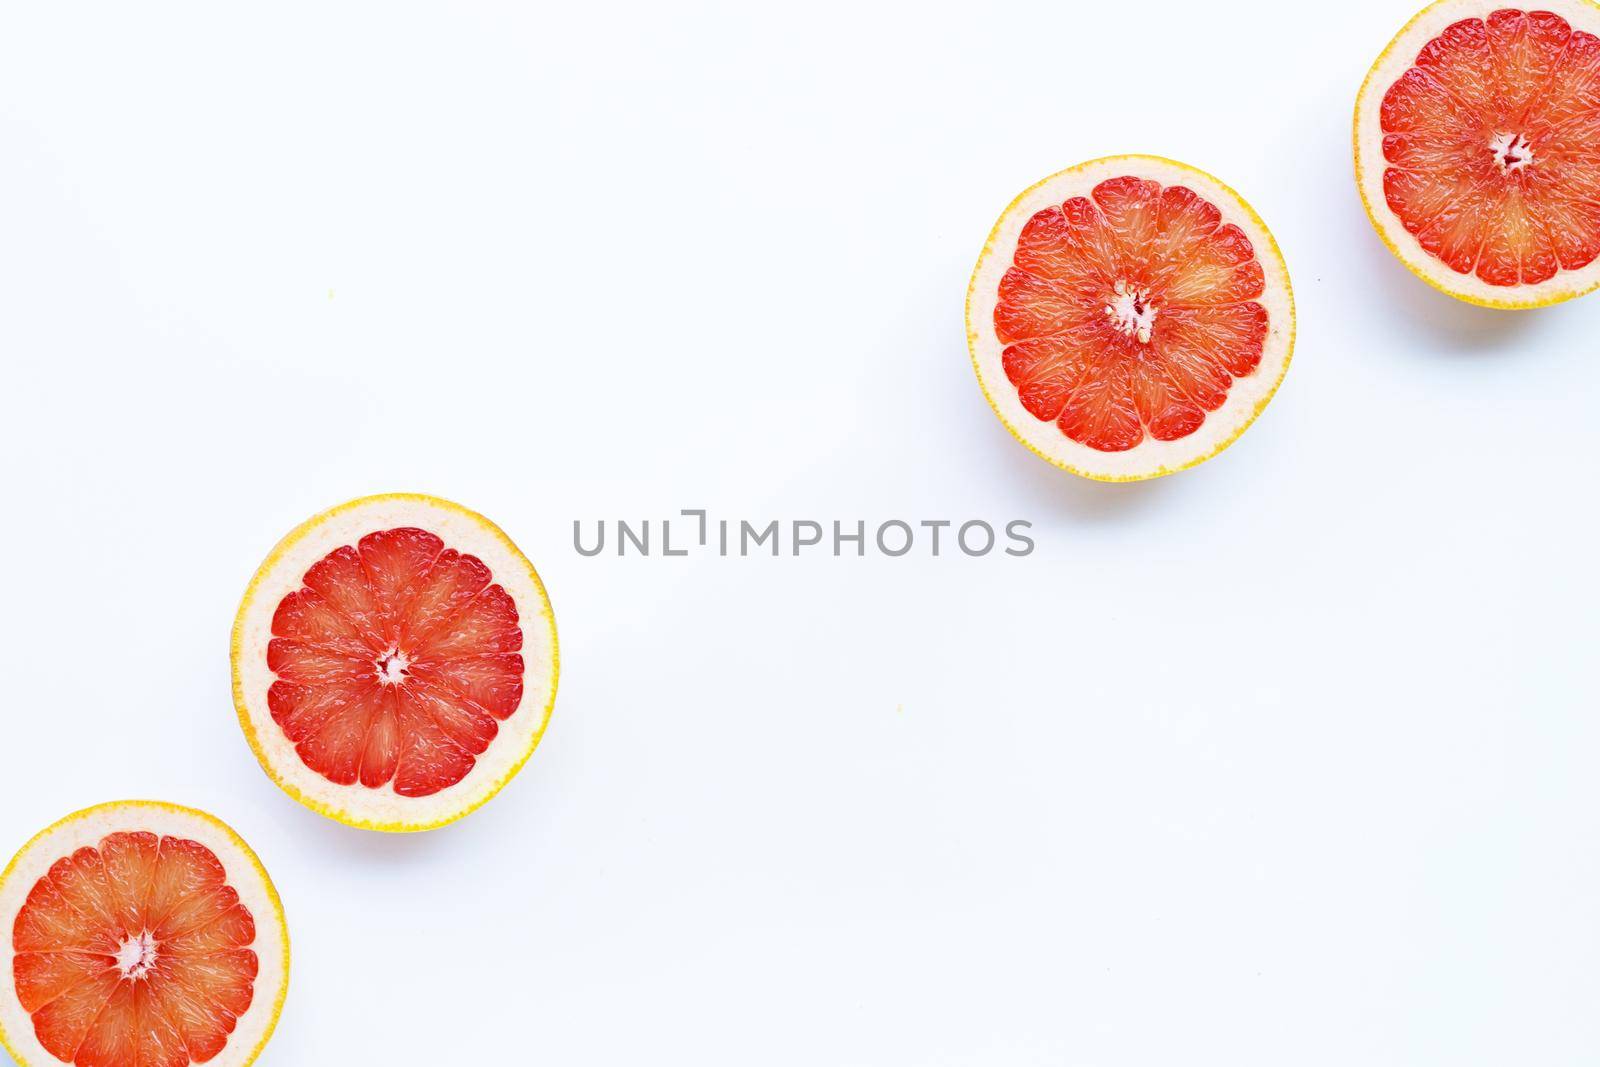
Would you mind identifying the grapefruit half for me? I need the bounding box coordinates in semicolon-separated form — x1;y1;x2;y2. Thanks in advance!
966;155;1295;481
0;801;289;1067
1355;0;1600;307
231;494;559;832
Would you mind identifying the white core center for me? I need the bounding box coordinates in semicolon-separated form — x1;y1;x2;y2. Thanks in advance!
115;932;158;980
1104;280;1158;344
376;649;411;685
1490;131;1533;173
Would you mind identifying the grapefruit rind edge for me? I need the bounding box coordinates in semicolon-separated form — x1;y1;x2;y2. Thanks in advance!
230;492;561;834
1353;0;1600;309
965;154;1297;482
0;800;291;1067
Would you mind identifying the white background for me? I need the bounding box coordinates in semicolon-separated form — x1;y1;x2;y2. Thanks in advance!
1;2;1597;1064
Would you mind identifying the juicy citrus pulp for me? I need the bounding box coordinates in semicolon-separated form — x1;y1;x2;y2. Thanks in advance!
268;527;525;798
1356;0;1600;306
997;178;1269;452
14;837;255;1064
0;803;289;1067
233;494;558;832
967;156;1295;481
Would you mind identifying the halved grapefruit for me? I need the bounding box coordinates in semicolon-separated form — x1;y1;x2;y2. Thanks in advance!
1356;0;1600;307
231;494;559;833
966;155;1295;481
0;801;289;1067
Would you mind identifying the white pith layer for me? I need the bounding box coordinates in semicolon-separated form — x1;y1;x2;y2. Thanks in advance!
0;803;289;1067
968;155;1295;481
1355;0;1600;307
235;495;558;830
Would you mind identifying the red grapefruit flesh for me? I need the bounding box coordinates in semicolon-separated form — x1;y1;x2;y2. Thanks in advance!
14;835;257;1065
267;527;525;798
1357;1;1600;305
0;803;289;1067
998;178;1269;452
968;156;1294;480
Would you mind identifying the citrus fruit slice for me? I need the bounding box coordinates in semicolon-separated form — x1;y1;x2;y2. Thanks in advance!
966;155;1295;482
1356;0;1600;307
231;493;559;832
0;801;289;1067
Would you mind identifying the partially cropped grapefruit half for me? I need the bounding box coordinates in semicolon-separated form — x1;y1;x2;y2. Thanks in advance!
231;494;559;832
1356;0;1600;307
966;155;1295;481
0;801;289;1067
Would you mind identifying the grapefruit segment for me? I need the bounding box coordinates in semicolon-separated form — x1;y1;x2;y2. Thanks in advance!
233;494;559;832
1356;0;1600;306
968;155;1295;480
0;802;289;1067
29;968;121;1061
